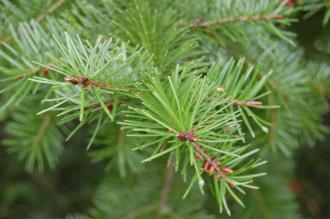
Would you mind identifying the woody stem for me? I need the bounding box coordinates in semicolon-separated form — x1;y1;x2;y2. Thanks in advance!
159;155;175;215
192;14;284;27
191;143;235;186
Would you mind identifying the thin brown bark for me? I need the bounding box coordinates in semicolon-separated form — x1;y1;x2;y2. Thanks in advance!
159;159;175;215
193;14;284;27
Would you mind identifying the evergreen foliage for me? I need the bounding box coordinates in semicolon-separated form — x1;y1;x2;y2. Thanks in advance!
0;0;330;218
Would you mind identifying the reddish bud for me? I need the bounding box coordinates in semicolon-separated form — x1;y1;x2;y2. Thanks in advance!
107;104;113;111
221;167;233;174
176;133;186;140
43;68;49;76
65;76;78;85
81;76;89;86
176;131;197;142
190;135;197;142
284;0;292;7
203;160;211;171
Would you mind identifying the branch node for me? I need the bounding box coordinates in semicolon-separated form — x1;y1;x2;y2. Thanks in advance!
176;130;197;142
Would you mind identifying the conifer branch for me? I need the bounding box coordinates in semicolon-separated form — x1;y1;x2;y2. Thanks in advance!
191;143;235;186
64;75;138;92
32;115;52;148
1;1;327;217
266;76;290;101
191;14;284;27
35;0;66;22
86;100;114;110
215;87;263;106
224;48;290;100
65;76;112;88
0;0;67;46
1;64;50;82
11;66;44;81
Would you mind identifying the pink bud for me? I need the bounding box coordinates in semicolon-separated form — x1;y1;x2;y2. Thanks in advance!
221;167;233;174
176;133;186;141
189;136;197;142
283;0;292;7
203;160;211;170
245;100;262;106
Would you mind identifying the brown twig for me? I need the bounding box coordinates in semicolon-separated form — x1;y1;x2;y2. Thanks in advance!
86;100;113;109
35;0;66;22
159;159;175;215
65;75;139;92
289;179;320;216
209;92;264;107
11;66;43;81
65;76;112;88
191;142;235;186
175;129;235;185
117;128;126;150
32;115;52;148
191;14;284;27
